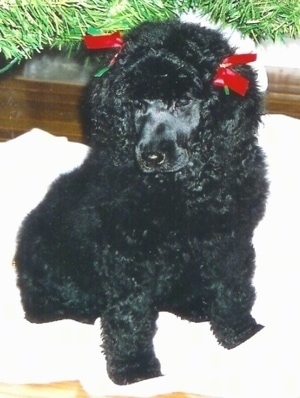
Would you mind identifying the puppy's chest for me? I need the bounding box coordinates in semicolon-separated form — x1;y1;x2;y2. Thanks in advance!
101;176;206;249
113;195;197;248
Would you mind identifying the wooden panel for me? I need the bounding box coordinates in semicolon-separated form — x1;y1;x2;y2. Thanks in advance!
0;380;88;397
0;383;211;398
0;76;85;143
265;66;300;119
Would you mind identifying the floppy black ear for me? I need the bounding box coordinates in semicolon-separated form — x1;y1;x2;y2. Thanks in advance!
81;77;111;146
81;73;133;149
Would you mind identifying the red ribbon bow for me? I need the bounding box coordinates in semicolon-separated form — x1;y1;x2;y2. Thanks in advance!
84;30;124;76
213;53;257;96
84;31;124;50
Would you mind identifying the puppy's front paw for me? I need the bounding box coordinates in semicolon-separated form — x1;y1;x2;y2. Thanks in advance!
212;317;264;349
107;354;162;385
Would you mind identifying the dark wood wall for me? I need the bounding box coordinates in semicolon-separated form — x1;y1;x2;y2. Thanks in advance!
266;67;300;120
0;78;85;142
0;66;299;143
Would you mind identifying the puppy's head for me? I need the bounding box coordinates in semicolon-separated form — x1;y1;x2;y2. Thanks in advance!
115;21;232;174
85;20;262;174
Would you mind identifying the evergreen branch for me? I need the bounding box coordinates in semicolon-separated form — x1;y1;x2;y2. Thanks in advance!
0;0;299;65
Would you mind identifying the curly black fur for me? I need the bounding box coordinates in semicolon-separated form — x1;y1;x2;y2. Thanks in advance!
16;20;268;385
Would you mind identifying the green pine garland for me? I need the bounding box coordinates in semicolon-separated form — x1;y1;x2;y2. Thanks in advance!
0;0;299;67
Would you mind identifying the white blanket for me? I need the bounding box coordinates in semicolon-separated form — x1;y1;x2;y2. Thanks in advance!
1;115;300;398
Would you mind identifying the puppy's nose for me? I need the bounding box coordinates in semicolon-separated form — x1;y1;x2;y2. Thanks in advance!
141;151;165;167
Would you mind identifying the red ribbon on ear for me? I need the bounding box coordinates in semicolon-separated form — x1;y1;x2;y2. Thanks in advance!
84;31;124;50
84;30;124;76
213;53;257;96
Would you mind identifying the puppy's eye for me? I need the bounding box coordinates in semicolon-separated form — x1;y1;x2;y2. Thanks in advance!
175;98;191;108
132;100;147;113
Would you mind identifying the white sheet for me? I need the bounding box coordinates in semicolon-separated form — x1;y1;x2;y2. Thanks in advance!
0;116;300;397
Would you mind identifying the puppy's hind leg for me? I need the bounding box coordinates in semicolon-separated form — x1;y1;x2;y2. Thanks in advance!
101;296;161;385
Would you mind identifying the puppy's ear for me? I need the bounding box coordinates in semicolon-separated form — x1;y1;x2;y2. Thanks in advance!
81;76;133;148
80;75;112;143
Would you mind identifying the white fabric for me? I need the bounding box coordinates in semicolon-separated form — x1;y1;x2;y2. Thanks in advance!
0;116;300;397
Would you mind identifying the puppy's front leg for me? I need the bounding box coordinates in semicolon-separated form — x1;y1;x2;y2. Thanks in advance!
206;232;264;349
101;297;161;385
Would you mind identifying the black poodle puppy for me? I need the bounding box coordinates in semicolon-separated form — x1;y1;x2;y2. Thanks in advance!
16;20;268;385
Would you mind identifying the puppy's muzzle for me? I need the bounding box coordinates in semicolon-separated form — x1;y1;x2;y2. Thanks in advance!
135;107;190;173
136;139;188;173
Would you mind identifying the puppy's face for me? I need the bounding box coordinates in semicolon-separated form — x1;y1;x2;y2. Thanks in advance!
133;96;200;173
117;52;210;173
